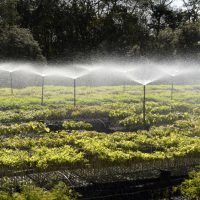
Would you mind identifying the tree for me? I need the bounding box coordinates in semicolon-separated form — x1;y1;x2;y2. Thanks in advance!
177;22;200;57
183;0;200;22
164;10;186;30
0;0;20;26
157;28;178;57
0;26;45;61
148;0;174;37
0;0;198;61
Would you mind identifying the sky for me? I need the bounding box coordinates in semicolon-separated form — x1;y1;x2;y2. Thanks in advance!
172;0;184;7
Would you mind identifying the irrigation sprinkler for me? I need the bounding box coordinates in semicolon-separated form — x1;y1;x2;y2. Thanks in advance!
88;81;93;94
9;72;13;95
73;78;76;107
41;75;45;105
171;76;174;100
161;68;181;101
123;81;126;92
143;85;146;126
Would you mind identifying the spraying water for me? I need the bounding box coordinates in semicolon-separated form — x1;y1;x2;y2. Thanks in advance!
125;64;166;126
160;61;194;100
0;60;199;109
0;63;28;95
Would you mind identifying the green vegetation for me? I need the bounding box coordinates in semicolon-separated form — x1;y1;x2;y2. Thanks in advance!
0;0;200;61
1;85;200;198
0;26;45;61
0;182;77;200
62;121;92;131
176;167;200;199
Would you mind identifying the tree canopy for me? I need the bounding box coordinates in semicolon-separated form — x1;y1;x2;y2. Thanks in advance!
0;0;200;62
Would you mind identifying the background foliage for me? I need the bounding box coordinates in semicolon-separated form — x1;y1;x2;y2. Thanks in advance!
0;0;200;62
